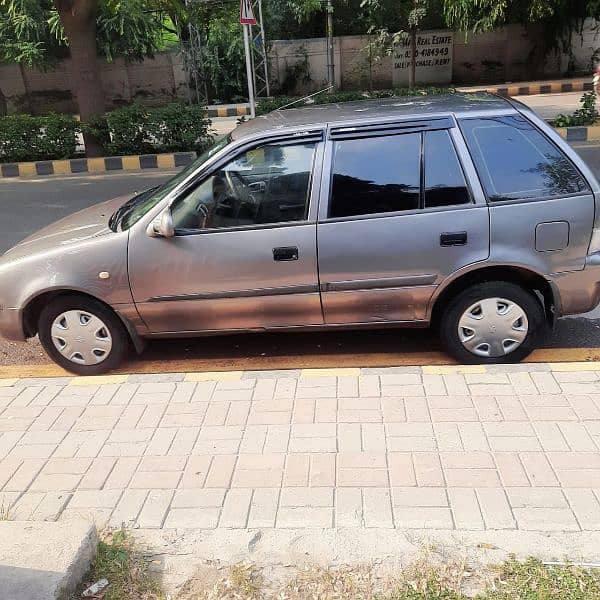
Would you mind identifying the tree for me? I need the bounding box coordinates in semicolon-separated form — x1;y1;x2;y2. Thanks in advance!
0;0;165;155
442;0;600;71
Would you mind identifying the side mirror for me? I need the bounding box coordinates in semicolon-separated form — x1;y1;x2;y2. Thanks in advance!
147;208;175;238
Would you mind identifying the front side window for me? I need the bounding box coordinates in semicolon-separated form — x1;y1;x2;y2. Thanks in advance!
460;115;589;201
329;134;421;218
171;142;316;232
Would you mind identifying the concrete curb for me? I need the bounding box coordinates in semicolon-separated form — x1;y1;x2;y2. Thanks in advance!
459;79;593;97
0;150;197;179
555;124;600;142
0;520;97;600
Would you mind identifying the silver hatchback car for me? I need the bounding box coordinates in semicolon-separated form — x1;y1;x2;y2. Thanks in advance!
1;93;600;374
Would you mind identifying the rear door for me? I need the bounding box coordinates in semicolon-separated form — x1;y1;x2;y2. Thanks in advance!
317;119;490;325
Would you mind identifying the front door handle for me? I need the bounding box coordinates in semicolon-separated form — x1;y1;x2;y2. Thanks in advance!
440;232;467;247
273;246;299;261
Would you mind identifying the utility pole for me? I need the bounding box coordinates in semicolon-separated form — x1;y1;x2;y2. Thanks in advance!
326;0;335;90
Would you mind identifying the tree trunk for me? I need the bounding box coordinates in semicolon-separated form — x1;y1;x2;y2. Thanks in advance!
408;29;417;89
54;0;105;157
18;63;34;115
0;88;7;116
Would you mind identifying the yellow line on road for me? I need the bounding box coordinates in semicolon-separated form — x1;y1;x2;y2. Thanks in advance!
1;347;600;380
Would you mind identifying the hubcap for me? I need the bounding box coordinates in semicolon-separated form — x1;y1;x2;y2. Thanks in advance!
457;297;528;358
50;310;112;365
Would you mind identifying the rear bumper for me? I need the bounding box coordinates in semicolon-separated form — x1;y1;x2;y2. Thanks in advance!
551;256;600;317
0;307;25;341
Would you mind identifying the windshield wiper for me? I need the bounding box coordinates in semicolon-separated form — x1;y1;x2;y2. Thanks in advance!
109;186;159;232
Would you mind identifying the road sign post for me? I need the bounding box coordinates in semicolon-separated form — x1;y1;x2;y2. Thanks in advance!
240;0;257;118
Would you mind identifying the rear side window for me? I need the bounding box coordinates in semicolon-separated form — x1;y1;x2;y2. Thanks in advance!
424;129;470;208
460;115;589;201
329;133;420;218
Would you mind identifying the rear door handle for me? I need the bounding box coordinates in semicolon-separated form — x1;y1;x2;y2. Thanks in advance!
273;246;299;261
440;232;467;246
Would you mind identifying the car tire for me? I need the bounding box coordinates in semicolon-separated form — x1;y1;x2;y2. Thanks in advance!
38;295;130;375
439;281;546;364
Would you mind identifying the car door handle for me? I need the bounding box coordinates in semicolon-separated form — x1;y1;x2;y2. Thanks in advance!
273;246;299;261
440;232;467;246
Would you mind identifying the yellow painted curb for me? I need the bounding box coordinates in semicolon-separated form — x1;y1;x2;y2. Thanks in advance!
68;375;128;385
0;378;18;386
121;155;141;171
549;361;600;371
555;127;567;138
157;154;175;169
52;160;72;175
301;368;360;377
87;158;106;173
185;371;243;381
587;125;600;141
18;162;37;177
423;365;486;374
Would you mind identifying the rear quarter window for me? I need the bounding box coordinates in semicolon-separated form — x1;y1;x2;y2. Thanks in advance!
459;115;590;201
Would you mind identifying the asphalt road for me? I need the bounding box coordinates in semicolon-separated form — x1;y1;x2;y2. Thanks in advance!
1;141;600;367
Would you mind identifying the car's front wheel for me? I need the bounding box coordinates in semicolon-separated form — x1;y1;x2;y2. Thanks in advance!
439;281;546;364
38;296;130;375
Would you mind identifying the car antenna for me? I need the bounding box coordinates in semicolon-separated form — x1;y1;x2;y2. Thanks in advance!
276;85;334;111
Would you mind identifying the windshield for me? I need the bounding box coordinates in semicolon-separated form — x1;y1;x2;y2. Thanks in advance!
115;135;232;231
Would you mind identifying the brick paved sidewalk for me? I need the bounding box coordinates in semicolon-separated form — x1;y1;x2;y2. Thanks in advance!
1;363;600;533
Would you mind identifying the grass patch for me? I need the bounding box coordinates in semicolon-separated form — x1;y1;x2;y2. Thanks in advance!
0;497;12;521
177;557;600;600
74;529;163;600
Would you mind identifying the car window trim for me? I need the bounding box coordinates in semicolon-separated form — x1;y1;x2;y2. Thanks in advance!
457;115;592;204
171;136;324;236
322;125;474;222
328;116;454;140
322;201;485;225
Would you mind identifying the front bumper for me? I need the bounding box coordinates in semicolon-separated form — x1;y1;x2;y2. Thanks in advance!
0;307;25;341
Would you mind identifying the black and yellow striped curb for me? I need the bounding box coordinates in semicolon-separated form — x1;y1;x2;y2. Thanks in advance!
459;79;593;97
0;151;197;179
555;124;600;142
208;105;249;118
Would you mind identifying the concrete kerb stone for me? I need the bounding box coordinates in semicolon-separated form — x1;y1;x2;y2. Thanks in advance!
0;519;97;600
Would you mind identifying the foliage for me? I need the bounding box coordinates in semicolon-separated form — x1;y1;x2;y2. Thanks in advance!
84;101;212;156
553;91;599;127
0;113;78;162
79;529;164;600
256;85;454;114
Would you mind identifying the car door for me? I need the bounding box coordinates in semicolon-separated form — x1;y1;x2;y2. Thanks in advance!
128;134;325;333
317;119;490;324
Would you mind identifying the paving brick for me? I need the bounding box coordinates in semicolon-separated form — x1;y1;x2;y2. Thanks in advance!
29;473;82;492
248;488;279;527
388;453;416;486
567;395;600;420
358;376;380;397
558;423;597;451
414;453;444;486
110;489;147;527
337;377;359;398
494;453;530;486
361;423;386;451
405;398;430;422
137;489;174;528
337;452;388;487
68;489;122;509
532;423;570;451
309;454;336;486
382;398;406;422
219;489;252;527
433;424;463;451
513;507;579;531
442;374;469;395
146;428;177;456
459;423;490;451
205;455;237;488
531;373;561;394
430;408;478;422
445;468;500;487
472;396;502;422
391;487;447;507
393;506;453;529
526;406;578;421
7;443;57;460
448;488;484;529
283;454;309;486
335;488;362;527
104;457;140;489
280;487;333;507
477;488;516;529
79;458;116;490
277;506;333;528
519;453;559;486
564;489;600;529
274;378;296;399
363;488;394;527
171;489;225;508
292;399;315;423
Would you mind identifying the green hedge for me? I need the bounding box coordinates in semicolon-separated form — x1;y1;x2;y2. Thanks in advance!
0;102;212;163
0;114;78;162
256;86;455;115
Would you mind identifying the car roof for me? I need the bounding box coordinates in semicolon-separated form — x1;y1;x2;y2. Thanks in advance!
231;92;515;140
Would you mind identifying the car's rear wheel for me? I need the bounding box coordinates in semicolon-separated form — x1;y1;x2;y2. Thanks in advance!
38;296;130;375
439;281;546;364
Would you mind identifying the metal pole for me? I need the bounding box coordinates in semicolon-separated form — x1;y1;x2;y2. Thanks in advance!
257;0;270;96
326;0;335;89
243;23;256;118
